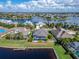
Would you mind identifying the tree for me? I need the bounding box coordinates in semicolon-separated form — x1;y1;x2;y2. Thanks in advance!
28;32;34;42
15;32;23;40
60;38;71;45
56;23;63;28
47;34;53;39
49;23;54;28
28;36;34;42
5;34;11;39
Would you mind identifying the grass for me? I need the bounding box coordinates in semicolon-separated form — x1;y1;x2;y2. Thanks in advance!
54;44;72;59
0;39;72;59
0;40;54;48
0;40;27;48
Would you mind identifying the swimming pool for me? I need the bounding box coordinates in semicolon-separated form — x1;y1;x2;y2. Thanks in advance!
75;51;79;57
0;29;6;33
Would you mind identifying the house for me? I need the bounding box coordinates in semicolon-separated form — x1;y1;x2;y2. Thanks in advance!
10;27;30;39
0;20;14;24
33;28;49;41
67;42;79;51
51;27;76;39
24;21;33;25
36;22;46;29
5;20;14;24
67;42;79;58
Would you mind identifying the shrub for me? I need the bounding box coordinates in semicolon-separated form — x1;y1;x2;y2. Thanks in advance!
38;40;42;43
47;34;53;39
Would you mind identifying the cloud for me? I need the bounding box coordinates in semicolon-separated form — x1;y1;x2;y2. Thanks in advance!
16;4;27;9
55;0;73;4
0;0;79;12
0;4;3;8
0;4;3;12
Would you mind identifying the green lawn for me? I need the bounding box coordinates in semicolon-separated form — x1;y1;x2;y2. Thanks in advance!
0;40;28;48
0;40;72;59
0;40;54;48
54;44;72;59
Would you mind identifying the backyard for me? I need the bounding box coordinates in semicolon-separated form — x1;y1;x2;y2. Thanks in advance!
0;40;54;48
0;39;72;59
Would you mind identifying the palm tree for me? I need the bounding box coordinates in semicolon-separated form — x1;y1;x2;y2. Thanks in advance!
15;32;23;40
5;34;10;39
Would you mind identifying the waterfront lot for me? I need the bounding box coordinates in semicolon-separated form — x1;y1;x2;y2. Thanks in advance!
0;40;72;59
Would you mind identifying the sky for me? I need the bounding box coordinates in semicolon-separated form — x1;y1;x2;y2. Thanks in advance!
0;0;79;12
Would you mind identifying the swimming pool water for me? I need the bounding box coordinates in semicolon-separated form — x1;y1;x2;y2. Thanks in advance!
75;51;79;57
0;29;6;33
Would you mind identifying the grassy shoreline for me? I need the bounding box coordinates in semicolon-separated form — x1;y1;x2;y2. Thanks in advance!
0;40;54;48
0;40;72;59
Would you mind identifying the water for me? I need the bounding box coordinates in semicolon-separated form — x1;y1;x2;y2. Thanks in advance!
31;16;79;26
0;29;6;33
31;16;47;23
0;48;57;59
75;51;79;57
0;16;79;25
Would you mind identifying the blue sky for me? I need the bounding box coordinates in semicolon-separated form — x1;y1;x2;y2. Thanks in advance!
0;0;79;12
0;0;31;4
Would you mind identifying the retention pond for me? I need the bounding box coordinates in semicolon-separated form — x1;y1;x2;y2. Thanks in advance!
0;47;57;59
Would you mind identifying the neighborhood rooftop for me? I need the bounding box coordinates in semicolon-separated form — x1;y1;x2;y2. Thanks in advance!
51;27;76;38
33;28;48;37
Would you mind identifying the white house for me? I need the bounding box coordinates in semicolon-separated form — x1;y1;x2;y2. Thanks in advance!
24;21;33;25
36;22;46;29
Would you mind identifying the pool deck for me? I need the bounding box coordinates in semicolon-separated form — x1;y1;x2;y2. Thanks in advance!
0;27;29;38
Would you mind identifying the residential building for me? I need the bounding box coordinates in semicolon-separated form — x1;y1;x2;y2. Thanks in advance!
67;42;79;59
33;28;49;41
67;42;79;51
10;27;30;39
51;27;76;39
36;22;45;29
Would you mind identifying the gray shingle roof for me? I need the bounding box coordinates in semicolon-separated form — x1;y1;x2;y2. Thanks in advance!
33;28;48;37
68;42;79;50
70;42;79;48
51;28;74;38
